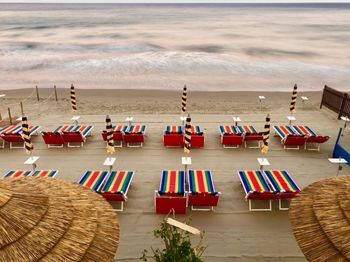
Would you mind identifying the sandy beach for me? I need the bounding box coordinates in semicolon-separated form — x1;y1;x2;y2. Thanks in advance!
0;88;349;261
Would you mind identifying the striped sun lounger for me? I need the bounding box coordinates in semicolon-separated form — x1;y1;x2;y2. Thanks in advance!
273;125;307;150
292;125;329;151
165;125;183;134
236;125;263;148
219;125;244;148
188;170;220;211
123;125;147;147
0;125;41;135
101;171;135;211
155;170;187;214
3;170;32;178
264;170;301;210
238;170;277;211
190;126;203;135
0;125;41;148
78;171;109;192
219;125;237;135
31;170;58;178
54;124;93;137
101;125;128;147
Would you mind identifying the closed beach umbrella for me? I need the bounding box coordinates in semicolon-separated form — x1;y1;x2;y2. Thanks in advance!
290;84;298;113
21;115;33;155
261;114;270;154
184;114;191;154
181;85;187;114
70;84;77;112
106;115;115;154
0;177;119;261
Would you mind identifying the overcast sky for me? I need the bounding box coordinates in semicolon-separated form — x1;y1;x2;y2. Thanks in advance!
1;0;350;3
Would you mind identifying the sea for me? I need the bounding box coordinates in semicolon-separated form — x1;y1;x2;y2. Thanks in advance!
0;3;350;91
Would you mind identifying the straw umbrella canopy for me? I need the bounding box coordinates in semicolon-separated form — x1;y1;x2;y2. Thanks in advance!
106;115;115;155
289;84;298;113
0;177;119;261
21;115;33;155
70;84;77;113
181;85;187;114
261;114;270;154
289;176;350;261
184;114;191;154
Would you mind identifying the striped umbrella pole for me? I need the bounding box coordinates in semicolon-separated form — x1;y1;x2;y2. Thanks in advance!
70;84;77;113
181;85;187;114
21;115;33;155
106;115;115;155
261;114;270;154
290;84;298;113
184;114;191;154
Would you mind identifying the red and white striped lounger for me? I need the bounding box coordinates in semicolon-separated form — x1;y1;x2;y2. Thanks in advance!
3;170;32;178
155;170;187;214
238;170;278;211
0;125;41;149
100;171;135;211
263;170;301;210
235;125;263;148
31;170;58;178
292;125;329;151
273;125;307;150
219;125;244;148
55;124;94;148
123;125;147;147
188;170;220;211
78;170;109;192
101;125;128;147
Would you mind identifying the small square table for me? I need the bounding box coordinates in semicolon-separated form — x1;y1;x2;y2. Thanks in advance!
24;156;40;171
232;116;241;126
104;157;116;172
257;157;270;170
287;116;296;125
328;158;348;176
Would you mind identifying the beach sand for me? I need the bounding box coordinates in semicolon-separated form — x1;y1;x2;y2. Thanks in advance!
0;88;349;261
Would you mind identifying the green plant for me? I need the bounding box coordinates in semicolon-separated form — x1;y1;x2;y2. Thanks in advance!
141;218;206;262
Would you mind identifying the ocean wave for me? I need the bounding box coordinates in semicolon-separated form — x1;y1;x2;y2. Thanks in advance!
58;51;350;77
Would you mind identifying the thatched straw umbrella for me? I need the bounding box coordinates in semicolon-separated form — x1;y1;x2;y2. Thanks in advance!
0;177;119;261
290;176;350;261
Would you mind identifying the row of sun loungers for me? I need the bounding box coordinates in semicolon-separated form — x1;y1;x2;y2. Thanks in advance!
238;170;301;211
101;125;147;147
163;125;204;148
0;123;329;151
4;170;58;178
273;125;329;151
78;170;135;211
2;168;300;213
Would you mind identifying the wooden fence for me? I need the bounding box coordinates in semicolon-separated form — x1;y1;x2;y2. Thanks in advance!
320;85;350;119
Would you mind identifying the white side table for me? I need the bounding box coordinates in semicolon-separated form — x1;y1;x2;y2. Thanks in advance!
287;116;296;125
257;157;270;170
232;116;241;126
71;115;80;125
125;116;133;126
182;156;192;174
258;96;266;110
328;158;347;176
104;157;116;172
301;96;309;107
340;116;350;136
24;156;40;171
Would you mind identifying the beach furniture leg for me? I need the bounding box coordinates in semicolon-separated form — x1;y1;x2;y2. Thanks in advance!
279;199;290;211
0;139;4;148
10;142;25;149
48;143;64;148
248;199;272;212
